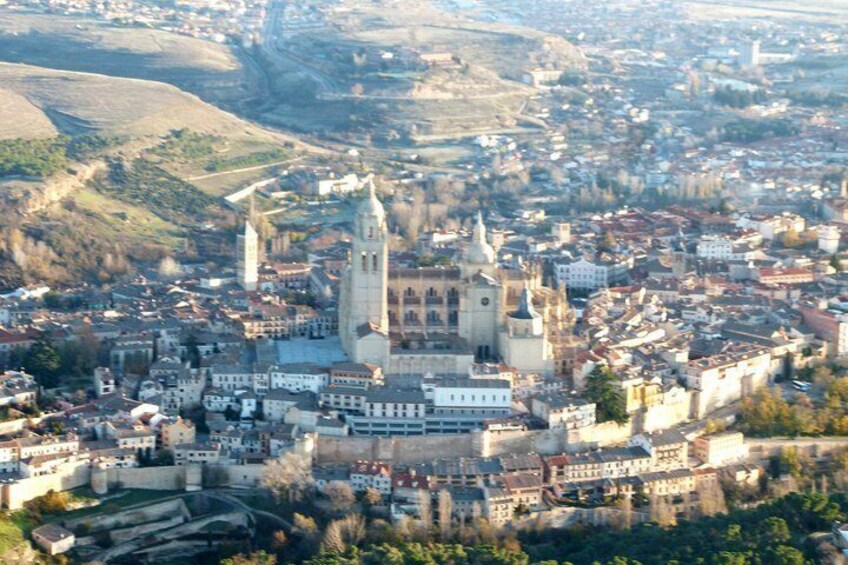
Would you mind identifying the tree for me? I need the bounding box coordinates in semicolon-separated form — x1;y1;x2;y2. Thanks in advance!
324;481;355;514
438;489;453;539
293;513;318;535
782;228;803;248
831;254;843;272
767;545;805;565
761;516;791;544
221;551;277;565
271;530;288;550
262;452;314;503
585;365;629;425
24;335;61;388
321;514;366;554
600;231;617;252
363;487;382;507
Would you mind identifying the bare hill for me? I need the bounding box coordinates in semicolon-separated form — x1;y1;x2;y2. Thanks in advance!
0;10;261;106
0;62;273;140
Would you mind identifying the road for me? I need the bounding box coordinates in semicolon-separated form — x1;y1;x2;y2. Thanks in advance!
262;0;338;94
204;490;293;531
186;156;303;182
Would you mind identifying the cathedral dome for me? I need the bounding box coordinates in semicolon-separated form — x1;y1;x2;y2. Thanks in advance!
357;178;385;220
465;212;496;265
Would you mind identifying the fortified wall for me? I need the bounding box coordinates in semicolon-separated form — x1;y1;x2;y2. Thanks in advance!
314;422;635;465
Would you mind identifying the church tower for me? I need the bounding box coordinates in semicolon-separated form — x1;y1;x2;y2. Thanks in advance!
339;180;390;366
461;212;497;279
459;212;500;361
236;220;259;291
499;286;554;374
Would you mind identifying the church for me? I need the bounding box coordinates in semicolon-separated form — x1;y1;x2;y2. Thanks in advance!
338;182;571;377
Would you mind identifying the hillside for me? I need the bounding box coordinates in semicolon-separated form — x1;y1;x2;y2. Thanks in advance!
0;62;271;140
0;10;262;108
0;62;304;290
259;0;584;143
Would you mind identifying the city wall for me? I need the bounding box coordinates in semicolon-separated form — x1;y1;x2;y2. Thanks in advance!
315;433;476;464
314;423;635;464
2;461;90;509
745;437;848;462
2;462;273;509
0;417;44;437
106;466;186;491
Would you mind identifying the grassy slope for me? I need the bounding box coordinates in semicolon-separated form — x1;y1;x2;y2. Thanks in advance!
0;10;254;106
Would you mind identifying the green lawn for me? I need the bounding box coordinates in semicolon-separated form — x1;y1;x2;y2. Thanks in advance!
51;488;181;523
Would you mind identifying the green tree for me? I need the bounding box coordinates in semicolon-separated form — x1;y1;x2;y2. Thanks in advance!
584;365;629;425
24;335;61;388
767;545;805;565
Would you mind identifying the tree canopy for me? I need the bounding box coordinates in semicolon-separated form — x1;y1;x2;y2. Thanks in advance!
584;365;629;425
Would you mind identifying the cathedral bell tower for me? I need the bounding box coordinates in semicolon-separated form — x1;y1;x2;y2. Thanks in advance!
459;212;500;361
339;180;390;366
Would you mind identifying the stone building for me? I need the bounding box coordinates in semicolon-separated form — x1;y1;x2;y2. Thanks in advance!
339;185;570;376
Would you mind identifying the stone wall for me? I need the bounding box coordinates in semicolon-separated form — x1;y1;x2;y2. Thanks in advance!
0;417;37;437
107;466;186;491
745;437;848;462
483;428;566;457
315;423;638;464
564;420;634;452
315;433;476;464
64;499;190;533
219;463;266;487
2;459;89;509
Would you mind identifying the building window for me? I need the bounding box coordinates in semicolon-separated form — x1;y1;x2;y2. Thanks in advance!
372;252;378;272
405;287;416;298
361;253;368;272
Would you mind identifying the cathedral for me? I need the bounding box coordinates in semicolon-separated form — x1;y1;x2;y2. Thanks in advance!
339;182;571;377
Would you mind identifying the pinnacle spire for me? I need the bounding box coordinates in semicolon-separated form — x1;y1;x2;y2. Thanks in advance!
473;211;486;242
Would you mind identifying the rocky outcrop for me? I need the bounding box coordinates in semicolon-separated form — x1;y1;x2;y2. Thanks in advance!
1;159;106;216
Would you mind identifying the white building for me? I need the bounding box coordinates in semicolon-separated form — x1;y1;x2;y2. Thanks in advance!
269;363;330;393
530;394;596;430
93;367;117;397
431;378;512;415
555;256;631;290
684;348;771;418
737;213;805;241
315;173;364;197
696;235;734;260
693;432;748;466
237;220;259;291
819;225;840;254
739;40;760;68
350;460;392;494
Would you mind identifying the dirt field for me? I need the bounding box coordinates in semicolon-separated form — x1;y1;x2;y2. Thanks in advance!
684;0;848;22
